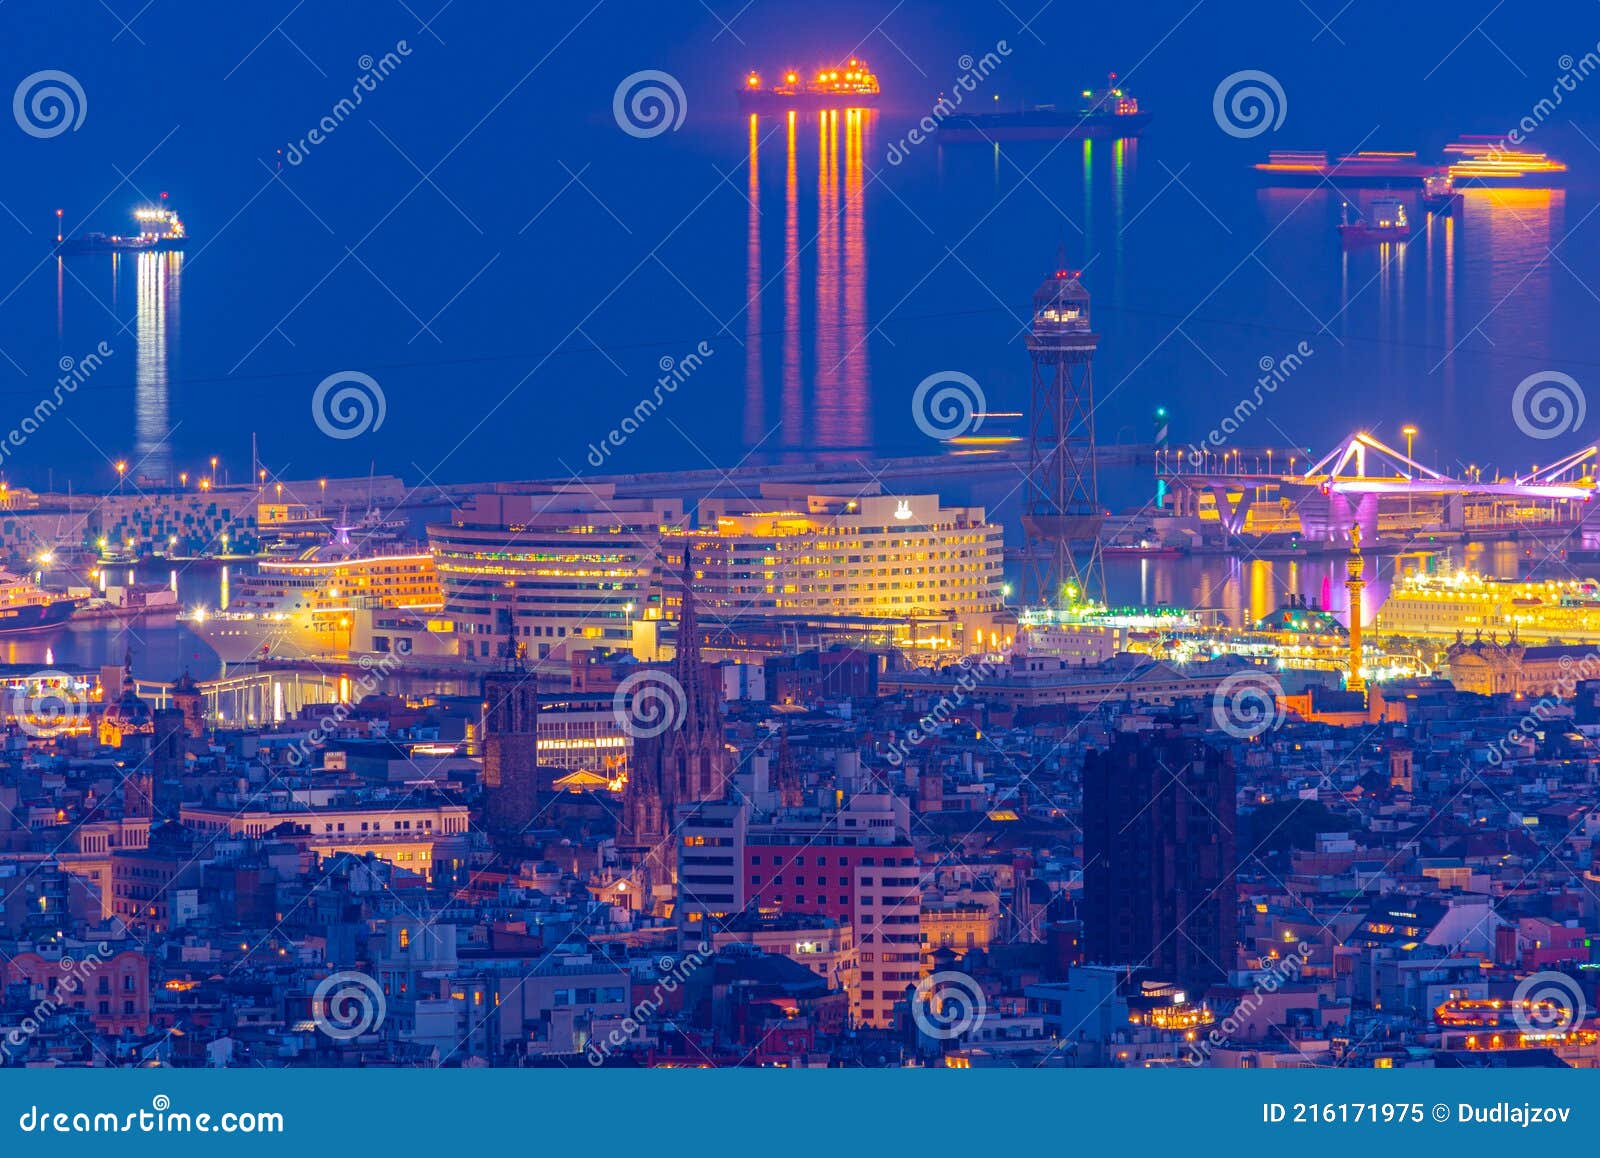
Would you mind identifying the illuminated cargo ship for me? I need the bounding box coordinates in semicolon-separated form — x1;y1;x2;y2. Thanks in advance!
1339;197;1410;245
1255;141;1566;187
55;196;186;256
938;75;1150;141
739;60;879;109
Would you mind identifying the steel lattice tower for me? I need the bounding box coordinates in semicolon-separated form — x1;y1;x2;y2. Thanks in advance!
1022;261;1105;608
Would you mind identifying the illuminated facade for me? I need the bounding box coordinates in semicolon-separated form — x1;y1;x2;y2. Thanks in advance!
180;801;469;880
676;490;1005;652
429;486;1005;660
428;487;684;660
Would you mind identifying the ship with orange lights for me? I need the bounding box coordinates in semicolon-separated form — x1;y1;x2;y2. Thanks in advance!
938;75;1150;141
55;196;187;256
739;60;880;109
1255;140;1566;187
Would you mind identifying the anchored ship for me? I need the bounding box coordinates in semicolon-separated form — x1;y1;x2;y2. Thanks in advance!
55;195;186;256
0;569;78;635
1339;197;1411;245
739;60;880;109
937;74;1150;142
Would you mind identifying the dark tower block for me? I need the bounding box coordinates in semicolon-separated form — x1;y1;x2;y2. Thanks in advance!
1023;260;1105;607
481;614;540;847
1083;727;1238;988
151;706;187;816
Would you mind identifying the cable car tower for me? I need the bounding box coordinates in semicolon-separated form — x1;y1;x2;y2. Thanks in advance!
1022;258;1105;609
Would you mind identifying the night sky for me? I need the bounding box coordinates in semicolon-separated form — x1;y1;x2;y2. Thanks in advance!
1;2;1597;488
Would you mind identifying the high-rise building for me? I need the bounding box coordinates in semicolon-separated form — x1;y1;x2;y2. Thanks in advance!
1082;726;1238;988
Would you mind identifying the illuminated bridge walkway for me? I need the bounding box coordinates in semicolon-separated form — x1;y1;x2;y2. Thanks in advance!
1161;431;1598;543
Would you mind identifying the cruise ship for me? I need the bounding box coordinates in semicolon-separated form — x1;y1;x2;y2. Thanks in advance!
1374;572;1600;645
183;524;449;662
739;60;880;109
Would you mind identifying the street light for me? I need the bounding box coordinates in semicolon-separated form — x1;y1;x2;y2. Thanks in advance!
114;460;126;492
1402;425;1418;520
